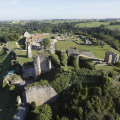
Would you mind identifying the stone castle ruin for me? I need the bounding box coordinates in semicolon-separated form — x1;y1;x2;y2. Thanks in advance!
104;50;119;63
27;42;32;58
24;85;57;106
67;47;80;65
22;50;55;80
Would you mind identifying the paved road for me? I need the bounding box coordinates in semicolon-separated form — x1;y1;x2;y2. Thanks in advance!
14;106;27;120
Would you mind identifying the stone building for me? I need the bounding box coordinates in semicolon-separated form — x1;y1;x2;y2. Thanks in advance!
104;50;119;63
24;31;31;37
25;35;44;49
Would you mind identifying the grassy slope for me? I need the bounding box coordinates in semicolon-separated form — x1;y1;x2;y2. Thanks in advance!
0;50;18;120
0;86;18;120
55;41;120;59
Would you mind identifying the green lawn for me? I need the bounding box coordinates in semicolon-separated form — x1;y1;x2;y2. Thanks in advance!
55;41;120;59
76;22;110;28
44;35;54;39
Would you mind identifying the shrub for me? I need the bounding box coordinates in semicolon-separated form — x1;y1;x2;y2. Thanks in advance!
79;56;95;70
108;70;118;79
61;53;67;66
49;54;60;67
30;102;36;110
55;50;61;60
2;80;7;88
113;62;120;68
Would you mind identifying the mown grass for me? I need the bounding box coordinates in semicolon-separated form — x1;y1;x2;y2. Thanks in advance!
76;22;109;28
55;41;120;59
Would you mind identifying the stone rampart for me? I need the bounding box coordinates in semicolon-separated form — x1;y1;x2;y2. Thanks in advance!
25;85;57;106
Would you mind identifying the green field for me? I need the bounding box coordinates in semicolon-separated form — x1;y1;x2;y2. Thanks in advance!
76;22;110;28
106;25;120;31
55;41;120;59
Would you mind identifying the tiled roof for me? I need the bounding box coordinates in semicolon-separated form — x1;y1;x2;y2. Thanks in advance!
32;35;44;38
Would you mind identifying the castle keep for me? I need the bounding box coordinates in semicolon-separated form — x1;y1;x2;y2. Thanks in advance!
22;50;54;80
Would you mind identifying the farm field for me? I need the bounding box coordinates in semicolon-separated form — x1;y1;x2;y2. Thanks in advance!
55;41;120;59
76;22;110;28
106;25;120;31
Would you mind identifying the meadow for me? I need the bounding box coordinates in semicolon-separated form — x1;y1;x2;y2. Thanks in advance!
55;40;120;59
76;22;110;28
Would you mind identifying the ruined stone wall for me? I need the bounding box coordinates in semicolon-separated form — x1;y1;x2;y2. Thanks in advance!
40;56;49;73
104;50;119;63
25;85;57;106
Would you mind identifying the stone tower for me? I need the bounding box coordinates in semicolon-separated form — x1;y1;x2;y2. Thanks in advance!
27;42;32;58
33;55;41;80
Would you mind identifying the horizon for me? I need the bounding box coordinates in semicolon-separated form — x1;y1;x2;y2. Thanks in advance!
0;0;120;21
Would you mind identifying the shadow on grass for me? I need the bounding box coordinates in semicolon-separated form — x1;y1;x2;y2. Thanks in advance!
17;55;26;57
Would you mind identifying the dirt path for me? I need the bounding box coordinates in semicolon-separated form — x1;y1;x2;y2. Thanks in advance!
79;54;104;61
16;42;26;51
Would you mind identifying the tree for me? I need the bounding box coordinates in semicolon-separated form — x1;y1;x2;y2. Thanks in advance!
78;107;83;120
101;42;105;48
61;53;68;66
36;104;52;120
30;101;36;110
73;56;78;68
13;33;19;40
41;38;50;48
49;54;60;67
94;87;102;96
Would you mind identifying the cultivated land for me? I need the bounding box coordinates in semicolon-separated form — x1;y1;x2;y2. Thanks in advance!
76;22;110;28
55;40;120;59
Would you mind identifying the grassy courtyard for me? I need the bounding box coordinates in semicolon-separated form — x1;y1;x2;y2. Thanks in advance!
55;41;120;59
7;41;18;51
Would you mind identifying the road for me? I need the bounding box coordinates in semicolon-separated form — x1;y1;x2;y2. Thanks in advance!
14;106;27;120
